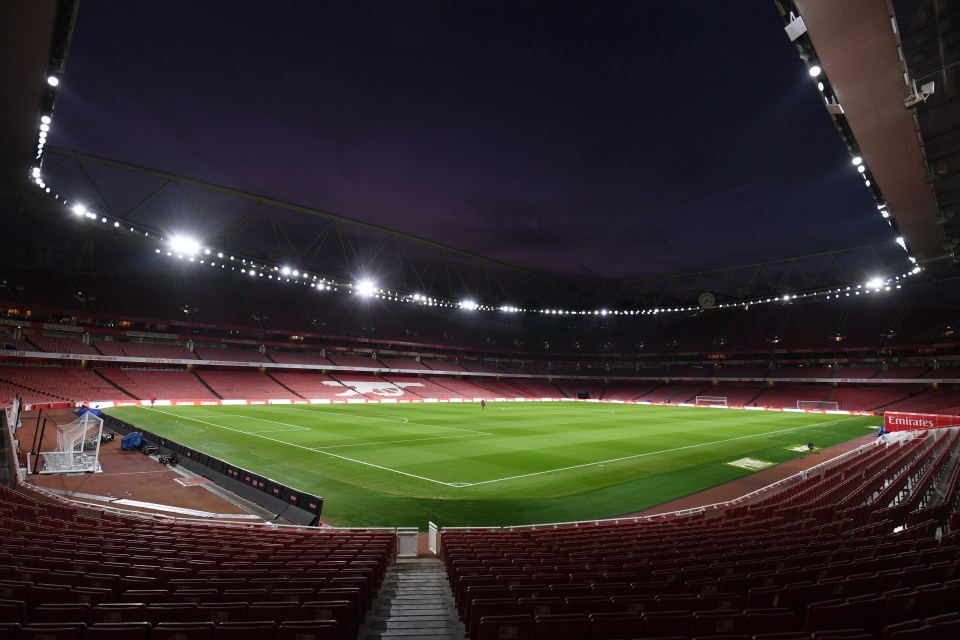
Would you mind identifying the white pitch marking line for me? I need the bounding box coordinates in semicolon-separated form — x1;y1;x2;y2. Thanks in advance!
286;406;488;435
315;433;490;449
147;407;459;487
222;414;312;431
454;417;860;488
286;406;410;424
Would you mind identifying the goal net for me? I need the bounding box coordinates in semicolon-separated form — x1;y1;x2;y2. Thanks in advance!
35;411;104;474
695;395;728;407
798;400;840;411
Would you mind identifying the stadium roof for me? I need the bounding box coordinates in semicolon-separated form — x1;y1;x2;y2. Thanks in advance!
1;0;956;309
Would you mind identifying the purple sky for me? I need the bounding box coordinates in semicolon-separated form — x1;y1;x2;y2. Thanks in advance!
49;0;895;280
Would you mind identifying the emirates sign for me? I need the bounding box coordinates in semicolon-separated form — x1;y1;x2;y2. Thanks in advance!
884;412;960;432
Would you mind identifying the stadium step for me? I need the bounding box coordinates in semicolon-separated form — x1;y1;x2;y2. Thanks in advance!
359;557;465;640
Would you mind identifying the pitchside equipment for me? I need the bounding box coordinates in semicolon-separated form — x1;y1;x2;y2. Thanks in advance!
797;400;840;411
695;396;728;407
29;410;104;474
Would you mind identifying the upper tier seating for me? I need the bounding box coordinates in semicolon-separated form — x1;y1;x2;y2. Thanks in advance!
377;357;430;371
325;353;380;370
421;358;469;372
193;346;270;364
93;341;196;360
265;349;333;366
459;361;505;374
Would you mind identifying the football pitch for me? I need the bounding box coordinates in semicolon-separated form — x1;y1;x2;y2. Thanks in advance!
105;402;879;529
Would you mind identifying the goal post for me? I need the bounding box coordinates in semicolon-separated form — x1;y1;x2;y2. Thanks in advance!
695;395;728;407
30;411;104;474
798;400;840;411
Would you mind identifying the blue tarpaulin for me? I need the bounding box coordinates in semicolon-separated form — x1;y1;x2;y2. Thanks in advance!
121;432;146;451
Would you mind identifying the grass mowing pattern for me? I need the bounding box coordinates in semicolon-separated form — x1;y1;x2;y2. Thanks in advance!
106;402;878;528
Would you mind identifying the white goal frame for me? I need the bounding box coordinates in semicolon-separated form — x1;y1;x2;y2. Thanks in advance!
798;400;840;411
32;411;104;474
695;395;728;407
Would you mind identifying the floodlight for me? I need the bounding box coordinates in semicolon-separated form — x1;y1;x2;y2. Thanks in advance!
40;123;49;132
808;65;822;77
867;278;883;289
461;299;478;311
852;156;862;166
168;235;200;255
281;266;291;275
355;280;376;296
896;236;907;250
71;204;85;215
47;76;59;86
857;165;866;173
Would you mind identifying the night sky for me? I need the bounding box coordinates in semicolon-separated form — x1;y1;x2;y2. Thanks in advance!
49;1;895;281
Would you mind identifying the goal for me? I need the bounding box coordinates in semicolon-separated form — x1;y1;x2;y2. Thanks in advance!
798;400;840;411
695;395;728;407
32;411;104;474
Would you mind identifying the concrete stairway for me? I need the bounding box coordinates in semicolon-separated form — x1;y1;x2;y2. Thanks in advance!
360;557;465;640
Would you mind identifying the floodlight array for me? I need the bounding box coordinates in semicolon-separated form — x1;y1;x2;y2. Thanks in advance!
27;55;924;321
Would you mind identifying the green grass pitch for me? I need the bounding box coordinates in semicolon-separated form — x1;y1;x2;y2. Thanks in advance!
105;402;879;529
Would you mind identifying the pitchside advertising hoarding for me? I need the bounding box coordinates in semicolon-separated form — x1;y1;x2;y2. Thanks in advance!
884;411;960;432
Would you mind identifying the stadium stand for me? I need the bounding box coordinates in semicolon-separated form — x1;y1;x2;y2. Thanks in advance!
382;376;467;400
93;340;196;360
769;366;833;379
836;366;882;380
195;371;300;401
73;273;184;323
829;387;913;412
176;277;260;330
0;366;126;403
778;305;846;350
268;372;354;400
236;279;316;334
877;366;930;379
266;349;334;366
0;483;395;640
442;426;960;640
27;335;98;356
751;386;831;409
95;369;218;401
427;378;494;399
325;353;380;369
377;357;430;371
458;361;505;374
602;382;664;402
421;358;469;372
193;346;270;364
